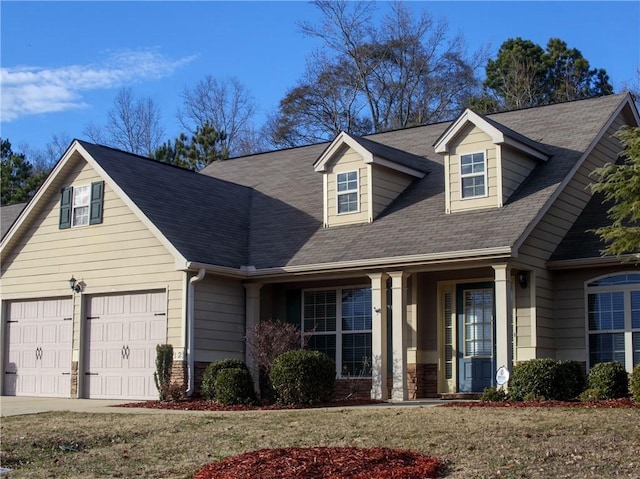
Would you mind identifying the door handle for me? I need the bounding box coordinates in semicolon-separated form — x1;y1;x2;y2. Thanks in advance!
122;345;130;360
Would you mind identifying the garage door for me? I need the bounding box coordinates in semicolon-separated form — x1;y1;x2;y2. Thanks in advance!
4;298;73;397
84;291;167;400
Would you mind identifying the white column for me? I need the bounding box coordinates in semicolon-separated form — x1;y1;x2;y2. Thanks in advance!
368;273;388;400
243;282;262;392
390;271;408;401
493;265;513;373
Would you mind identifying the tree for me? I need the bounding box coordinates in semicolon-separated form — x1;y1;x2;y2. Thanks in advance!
178;76;258;156
267;0;485;147
153;122;228;171
483;38;548;110
478;37;613;112
1;139;47;206
589;126;640;260
84;87;164;157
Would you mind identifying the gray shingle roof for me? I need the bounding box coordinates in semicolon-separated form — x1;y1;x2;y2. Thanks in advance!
201;94;629;270
348;134;430;173
1;203;27;239
551;192;612;262
78;142;252;267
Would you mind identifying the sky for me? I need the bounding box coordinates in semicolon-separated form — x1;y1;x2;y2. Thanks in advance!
1;1;639;158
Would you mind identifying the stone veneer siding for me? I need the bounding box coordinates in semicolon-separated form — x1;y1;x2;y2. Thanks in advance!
407;363;438;399
71;361;79;398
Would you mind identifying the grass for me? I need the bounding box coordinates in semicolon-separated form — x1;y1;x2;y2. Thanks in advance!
1;405;639;478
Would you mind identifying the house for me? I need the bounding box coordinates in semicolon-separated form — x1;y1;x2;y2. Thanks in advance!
1;93;638;401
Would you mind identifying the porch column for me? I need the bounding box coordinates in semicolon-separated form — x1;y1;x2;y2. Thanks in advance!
368;273;388;400
243;282;262;392
493;265;513;374
389;271;408;401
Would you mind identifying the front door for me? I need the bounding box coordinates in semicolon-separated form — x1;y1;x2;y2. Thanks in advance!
457;283;494;393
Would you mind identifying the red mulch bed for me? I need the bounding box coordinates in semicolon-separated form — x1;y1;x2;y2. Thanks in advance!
438;398;639;408
116;398;383;411
193;447;443;479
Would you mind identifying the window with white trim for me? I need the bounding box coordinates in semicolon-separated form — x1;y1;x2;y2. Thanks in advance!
336;171;359;214
586;273;640;372
303;287;372;377
460;152;486;199
72;184;90;227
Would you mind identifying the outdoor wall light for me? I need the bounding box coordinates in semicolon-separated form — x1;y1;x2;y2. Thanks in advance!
517;271;528;289
69;276;82;293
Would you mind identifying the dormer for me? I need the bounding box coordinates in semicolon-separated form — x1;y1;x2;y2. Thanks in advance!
434;109;549;214
314;132;428;227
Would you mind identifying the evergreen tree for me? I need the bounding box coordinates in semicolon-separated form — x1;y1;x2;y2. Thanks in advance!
1;139;47;206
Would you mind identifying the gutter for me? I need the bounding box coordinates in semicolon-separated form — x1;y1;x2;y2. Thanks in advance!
183;246;513;280
186;268;206;396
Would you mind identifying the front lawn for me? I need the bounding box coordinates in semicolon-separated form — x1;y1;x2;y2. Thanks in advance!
1;405;639;478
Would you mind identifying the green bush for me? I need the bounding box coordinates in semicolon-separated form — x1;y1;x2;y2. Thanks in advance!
480;387;507;402
630;364;640;402
587;362;629;399
201;359;249;401
579;388;607;402
270;349;336;405
214;368;257;406
508;359;585;401
153;344;173;401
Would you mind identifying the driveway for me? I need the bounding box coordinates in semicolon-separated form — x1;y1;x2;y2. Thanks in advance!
1;396;139;417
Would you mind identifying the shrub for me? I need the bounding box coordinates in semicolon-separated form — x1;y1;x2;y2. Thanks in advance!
270;349;336;405
214;368;257;406
153;344;173;401
161;382;186;401
480;387;507;402
201;359;250;401
508;359;585;401
579;388;607;402
631;364;640;402
246;319;305;401
587;362;629;399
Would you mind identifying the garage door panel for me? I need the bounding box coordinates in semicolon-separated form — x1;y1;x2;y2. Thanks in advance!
85;291;166;400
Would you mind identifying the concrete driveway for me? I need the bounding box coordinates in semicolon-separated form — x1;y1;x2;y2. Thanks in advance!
1;396;139;417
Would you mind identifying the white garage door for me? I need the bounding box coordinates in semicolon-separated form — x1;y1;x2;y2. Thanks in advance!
84;291;167;400
4;298;73;397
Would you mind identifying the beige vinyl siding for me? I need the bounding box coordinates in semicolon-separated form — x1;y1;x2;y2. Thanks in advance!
513;278;533;355
517;112;628;358
193;275;245;362
447;125;498;213
552;266;629;362
0;159;184;352
501;145;538;203
326;147;369;226
371;164;413;219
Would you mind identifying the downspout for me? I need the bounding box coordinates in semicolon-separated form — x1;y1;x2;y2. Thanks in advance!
186;268;206;396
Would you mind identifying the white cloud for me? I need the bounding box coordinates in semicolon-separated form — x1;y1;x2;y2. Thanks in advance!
0;49;196;122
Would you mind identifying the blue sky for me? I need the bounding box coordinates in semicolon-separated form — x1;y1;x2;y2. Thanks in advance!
1;1;639;156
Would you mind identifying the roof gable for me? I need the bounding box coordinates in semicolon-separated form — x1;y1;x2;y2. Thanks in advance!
434;108;550;161
314;131;428;178
1;141;252;270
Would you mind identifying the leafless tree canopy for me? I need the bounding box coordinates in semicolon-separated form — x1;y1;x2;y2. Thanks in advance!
267;0;487;148
84;88;164;157
178;76;258;157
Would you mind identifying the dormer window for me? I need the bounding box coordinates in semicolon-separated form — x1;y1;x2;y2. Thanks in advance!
460;152;486;199
337;171;359;214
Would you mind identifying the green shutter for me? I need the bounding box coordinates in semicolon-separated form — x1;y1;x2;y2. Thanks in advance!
59;187;73;229
89;181;104;225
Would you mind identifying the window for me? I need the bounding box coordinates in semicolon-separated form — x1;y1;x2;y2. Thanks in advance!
73;185;90;226
59;181;104;229
460;152;486;199
303;287;372;377
463;289;493;357
336;171;358;214
586;274;640;372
